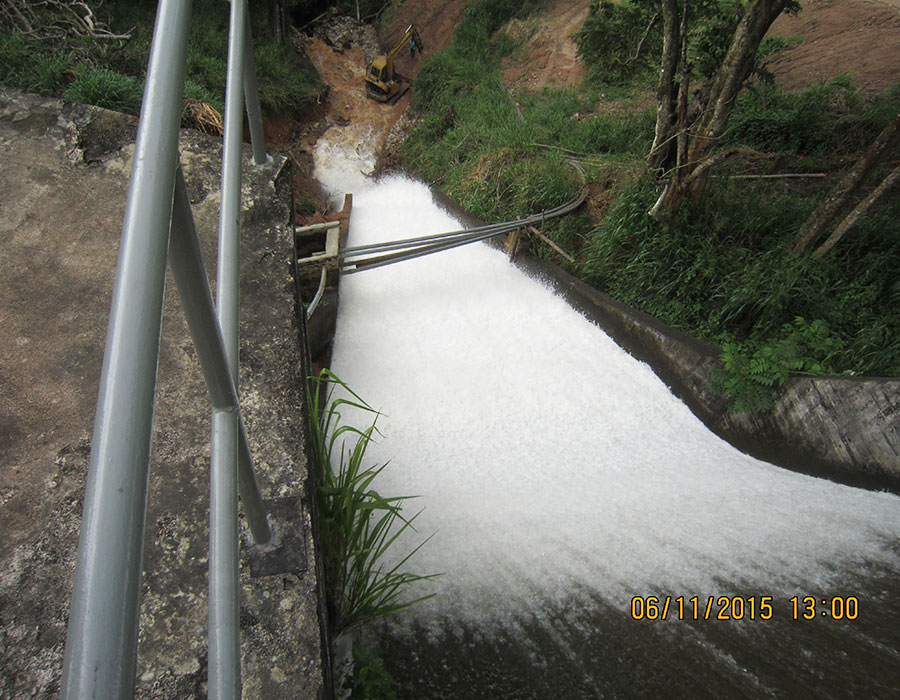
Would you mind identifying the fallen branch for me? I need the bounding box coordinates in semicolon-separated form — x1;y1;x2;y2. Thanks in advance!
791;111;900;254
527;225;576;263
1;0;131;41
812;162;900;258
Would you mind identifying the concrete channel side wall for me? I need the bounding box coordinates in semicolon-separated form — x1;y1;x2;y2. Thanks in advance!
0;89;327;698
432;192;900;495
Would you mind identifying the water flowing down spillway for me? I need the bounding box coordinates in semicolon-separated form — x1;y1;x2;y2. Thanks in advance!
314;133;900;698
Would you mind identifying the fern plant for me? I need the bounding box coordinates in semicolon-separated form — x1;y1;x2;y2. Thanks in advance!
712;317;845;413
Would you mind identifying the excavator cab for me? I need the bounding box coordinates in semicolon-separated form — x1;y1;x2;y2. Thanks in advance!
365;24;423;103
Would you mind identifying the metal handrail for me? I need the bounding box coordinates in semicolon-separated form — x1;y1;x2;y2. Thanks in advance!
61;1;271;698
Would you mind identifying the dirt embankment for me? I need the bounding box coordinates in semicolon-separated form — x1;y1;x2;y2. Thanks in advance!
768;0;900;93
502;0;588;92
285;0;900;217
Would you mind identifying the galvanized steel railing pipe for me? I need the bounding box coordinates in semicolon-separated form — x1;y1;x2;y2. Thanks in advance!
61;0;272;697
211;0;253;695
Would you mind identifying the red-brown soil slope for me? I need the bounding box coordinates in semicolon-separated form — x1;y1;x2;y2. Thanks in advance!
768;0;900;93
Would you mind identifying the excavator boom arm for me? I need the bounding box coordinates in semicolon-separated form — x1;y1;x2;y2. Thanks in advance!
384;24;423;74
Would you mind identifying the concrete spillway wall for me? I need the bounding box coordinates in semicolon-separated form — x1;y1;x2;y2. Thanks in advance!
539;266;900;494
433;192;900;495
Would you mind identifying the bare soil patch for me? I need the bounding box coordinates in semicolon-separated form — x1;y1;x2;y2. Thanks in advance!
501;0;589;93
767;0;900;92
381;0;469;83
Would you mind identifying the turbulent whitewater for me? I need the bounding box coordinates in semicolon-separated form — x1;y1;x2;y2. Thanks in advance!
313;139;900;634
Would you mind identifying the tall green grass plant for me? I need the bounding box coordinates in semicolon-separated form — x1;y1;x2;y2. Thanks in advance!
308;370;437;635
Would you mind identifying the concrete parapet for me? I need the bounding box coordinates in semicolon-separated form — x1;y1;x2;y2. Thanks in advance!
0;88;326;698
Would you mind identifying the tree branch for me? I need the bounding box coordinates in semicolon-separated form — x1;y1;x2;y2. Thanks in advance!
791;112;900;254
632;11;659;61
812;162;900;258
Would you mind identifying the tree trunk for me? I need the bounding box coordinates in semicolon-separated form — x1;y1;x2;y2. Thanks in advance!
791;112;900;254
651;0;790;218
811;163;900;258
647;0;680;174
269;0;286;45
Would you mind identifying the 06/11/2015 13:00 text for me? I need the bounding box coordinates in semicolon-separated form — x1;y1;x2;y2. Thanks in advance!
630;595;859;621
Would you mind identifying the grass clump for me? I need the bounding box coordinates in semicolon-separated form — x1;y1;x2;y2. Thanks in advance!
308;369;437;636
725;77;900;154
63;65;143;114
0;32;70;95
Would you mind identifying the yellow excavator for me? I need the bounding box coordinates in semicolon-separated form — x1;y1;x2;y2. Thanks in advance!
365;24;424;103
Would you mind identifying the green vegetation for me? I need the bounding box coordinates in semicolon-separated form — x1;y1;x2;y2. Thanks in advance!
404;0;900;412
711;318;845;413
342;641;400;700
575;0;660;85
0;0;325;118
308;369;437;636
64;65;143;114
404;0;653;271
581;80;900;395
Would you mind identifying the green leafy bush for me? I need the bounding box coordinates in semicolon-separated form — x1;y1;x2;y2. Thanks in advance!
575;0;660;85
343;641;400;700
712;318;845;413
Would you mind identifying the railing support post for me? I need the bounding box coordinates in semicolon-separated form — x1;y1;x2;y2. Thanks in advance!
169;167;272;545
60;0;192;697
209;0;250;695
242;11;268;166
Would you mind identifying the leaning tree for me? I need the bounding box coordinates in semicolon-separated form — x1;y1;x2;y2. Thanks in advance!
647;0;798;218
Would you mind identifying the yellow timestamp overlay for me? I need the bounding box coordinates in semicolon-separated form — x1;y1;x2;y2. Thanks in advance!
630;595;860;621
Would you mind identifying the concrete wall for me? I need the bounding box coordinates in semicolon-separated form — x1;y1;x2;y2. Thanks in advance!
0;88;327;698
433;191;900;495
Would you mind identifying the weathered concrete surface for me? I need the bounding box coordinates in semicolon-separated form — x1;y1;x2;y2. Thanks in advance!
434;192;900;494
0;88;326;698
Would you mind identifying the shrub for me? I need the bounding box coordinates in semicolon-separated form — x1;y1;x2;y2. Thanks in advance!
575;0;660;85
712;317;845;413
342;641;400;700
64;65;143;114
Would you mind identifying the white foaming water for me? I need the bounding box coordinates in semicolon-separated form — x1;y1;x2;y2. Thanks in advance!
315;162;900;630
